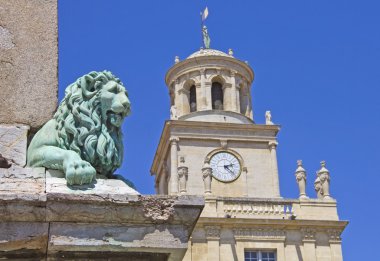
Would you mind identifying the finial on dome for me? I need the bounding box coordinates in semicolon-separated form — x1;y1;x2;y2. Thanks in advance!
228;48;234;56
174;56;180;64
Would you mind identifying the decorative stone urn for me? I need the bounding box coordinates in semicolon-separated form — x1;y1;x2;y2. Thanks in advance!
295;160;308;199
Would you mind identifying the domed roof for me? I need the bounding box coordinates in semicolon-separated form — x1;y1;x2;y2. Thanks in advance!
187;48;230;59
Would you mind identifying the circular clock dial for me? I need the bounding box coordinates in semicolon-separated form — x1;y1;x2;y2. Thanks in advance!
209;151;241;182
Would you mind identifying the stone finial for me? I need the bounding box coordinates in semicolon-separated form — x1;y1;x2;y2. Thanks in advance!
178;166;188;194
228;48;234;56
174;56;180;64
295;160;308;199
202;161;213;194
265;111;273;125
170;105;178;120
316;160;332;200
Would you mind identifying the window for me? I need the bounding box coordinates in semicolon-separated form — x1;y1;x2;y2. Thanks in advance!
211;82;223;110
245;251;276;261
189;85;197;112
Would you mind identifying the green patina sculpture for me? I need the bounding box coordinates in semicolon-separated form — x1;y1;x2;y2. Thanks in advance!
202;25;211;49
27;71;131;185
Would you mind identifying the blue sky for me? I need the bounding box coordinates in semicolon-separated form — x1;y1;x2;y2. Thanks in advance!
59;1;380;259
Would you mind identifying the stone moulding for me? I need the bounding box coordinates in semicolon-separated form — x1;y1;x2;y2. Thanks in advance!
0;168;204;260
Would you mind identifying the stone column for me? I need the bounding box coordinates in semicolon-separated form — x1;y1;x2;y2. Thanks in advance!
247;85;254;120
178;166;188;194
205;226;220;261
301;228;317;261
174;79;182;116
269;141;281;197
236;85;241;113
158;167;167;194
195;82;202;111
200;69;209;110
223;83;232;111
169;137;179;194
230;70;238;112
202;162;213;194
205;82;212;110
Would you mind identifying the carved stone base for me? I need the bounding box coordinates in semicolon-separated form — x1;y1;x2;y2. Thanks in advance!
0;168;204;260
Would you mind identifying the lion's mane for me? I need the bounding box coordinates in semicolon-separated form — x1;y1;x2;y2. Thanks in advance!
54;71;124;176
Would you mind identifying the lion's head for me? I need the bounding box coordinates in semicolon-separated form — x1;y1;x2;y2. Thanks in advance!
54;71;130;176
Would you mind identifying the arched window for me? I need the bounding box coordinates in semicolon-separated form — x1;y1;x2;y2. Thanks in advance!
189;85;197;112
212;82;223;110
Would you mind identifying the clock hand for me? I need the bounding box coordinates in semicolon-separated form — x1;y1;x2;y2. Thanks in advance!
224;165;234;174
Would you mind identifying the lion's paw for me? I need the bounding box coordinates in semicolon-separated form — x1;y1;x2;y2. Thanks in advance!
64;158;96;185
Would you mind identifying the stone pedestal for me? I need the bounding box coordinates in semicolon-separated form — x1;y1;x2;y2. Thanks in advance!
0;168;204;260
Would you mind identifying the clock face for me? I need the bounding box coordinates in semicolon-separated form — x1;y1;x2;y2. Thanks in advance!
209;151;241;182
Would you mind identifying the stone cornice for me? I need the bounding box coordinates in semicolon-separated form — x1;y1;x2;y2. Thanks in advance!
165;56;254;86
197;217;348;231
150;120;280;176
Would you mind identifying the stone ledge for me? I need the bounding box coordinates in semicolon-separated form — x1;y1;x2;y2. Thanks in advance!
0;167;204;260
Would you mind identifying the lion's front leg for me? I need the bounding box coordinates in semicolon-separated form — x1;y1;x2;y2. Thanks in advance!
62;151;96;185
29;146;96;185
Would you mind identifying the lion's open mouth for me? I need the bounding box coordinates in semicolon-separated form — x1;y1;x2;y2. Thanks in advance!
107;111;123;127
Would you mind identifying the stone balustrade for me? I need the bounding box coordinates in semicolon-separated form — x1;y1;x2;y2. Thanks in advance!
201;196;339;221
222;198;294;219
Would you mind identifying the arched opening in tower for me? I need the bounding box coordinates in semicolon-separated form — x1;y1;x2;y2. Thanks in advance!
189;85;197;112
212;82;224;110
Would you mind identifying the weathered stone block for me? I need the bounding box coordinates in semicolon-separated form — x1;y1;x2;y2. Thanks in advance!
46;169;140;196
0;222;48;259
0;0;58;130
0;168;204;260
0;166;45;193
0;125;29;167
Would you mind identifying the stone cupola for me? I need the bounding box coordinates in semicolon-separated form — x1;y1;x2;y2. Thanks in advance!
166;48;255;124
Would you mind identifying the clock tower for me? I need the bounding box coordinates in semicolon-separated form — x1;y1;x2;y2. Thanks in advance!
151;48;281;198
151;47;346;261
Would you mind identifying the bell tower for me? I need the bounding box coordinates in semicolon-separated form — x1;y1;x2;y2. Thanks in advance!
151;48;281;198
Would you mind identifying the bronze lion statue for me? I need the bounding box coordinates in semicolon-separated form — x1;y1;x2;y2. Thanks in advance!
27;71;131;185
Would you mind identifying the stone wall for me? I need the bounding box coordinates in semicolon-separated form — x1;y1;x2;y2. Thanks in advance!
0;0;58;130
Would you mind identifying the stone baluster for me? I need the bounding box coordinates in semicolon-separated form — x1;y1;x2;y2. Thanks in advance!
202;161;213;194
295;160;308;199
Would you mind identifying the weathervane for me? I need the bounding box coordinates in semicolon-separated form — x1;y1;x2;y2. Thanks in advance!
200;7;211;49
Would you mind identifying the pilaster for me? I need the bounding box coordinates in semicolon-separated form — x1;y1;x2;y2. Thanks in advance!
269;141;280;197
169;137;179;194
301;228;317;261
205;225;220;261
328;229;343;261
230;70;238;112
